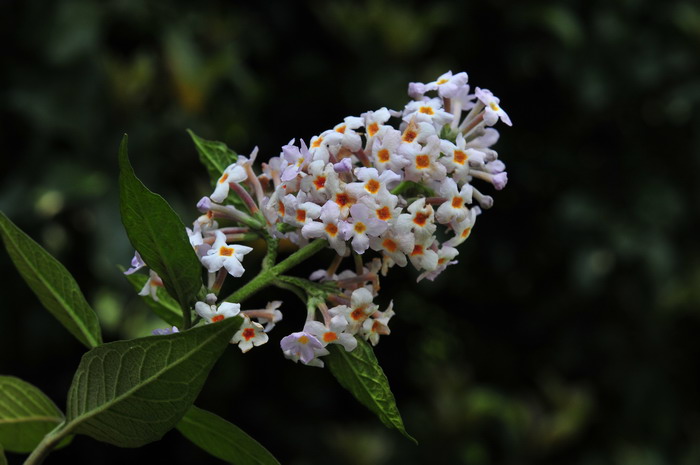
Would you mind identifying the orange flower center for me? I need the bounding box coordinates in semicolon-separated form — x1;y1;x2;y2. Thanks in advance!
242;328;256;341
325;223;338;236
323;332;338;343
335;192;351;207
451;196;464;208
365;179;380;194
419;106;435;115
377;149;390;163
382;238;397;252
376;206;391;220
313;176;326;190
413;212;429;226
219;246;234;257
411;245;424;256
211;314;225;323
367;122;379;137
296;209;306;223
311;137;323;148
219;173;229;184
354;222;367;234
454;150;467;165
415;155;430;169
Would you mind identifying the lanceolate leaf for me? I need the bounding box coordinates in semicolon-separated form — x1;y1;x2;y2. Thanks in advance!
177;405;280;465
118;135;203;320
0;212;102;348
123;270;183;327
64;317;241;447
187;129;238;187
0;376;69;453
326;338;416;444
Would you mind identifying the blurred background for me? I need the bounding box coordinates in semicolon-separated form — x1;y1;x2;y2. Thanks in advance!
1;0;699;464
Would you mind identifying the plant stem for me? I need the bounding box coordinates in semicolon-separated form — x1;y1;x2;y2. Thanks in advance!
226;239;327;304
24;423;70;465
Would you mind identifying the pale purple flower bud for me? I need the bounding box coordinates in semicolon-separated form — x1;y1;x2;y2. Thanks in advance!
152;326;179;336
124;251;146;275
333;158;353;173
197;196;213;213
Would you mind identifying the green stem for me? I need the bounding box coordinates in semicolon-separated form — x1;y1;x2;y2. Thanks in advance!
272;278;307;303
226;239;327;304
23;423;70;465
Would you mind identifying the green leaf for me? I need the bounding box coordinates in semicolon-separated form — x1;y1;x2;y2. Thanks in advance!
187;129;237;187
177;406;280;465
0;376;69;453
122;269;183;327
0;211;102;348
64;317;241;447
0;442;6;465
326;338;416;444
118;135;203;324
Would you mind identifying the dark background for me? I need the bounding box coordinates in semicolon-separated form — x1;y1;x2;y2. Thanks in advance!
2;1;699;464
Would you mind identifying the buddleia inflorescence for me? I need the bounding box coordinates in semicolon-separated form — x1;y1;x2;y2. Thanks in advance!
127;71;511;368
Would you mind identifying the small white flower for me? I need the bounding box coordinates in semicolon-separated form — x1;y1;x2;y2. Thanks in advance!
475;87;512;127
231;316;269;352
138;270;163;301
304;315;358;352
195;294;241;323
200;231;253;277
211;163;248;203
280;331;329;367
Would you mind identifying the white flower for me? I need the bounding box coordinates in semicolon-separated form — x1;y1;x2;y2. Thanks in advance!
342;203;388;254
361;301;395;346
231;316;269;352
301;201;348;256
304;315;358;352
200;231;253;277
195;294;241;323
435;178;473;224
475;87;512;127
331;287;378;333
211;163;248;203
138;270;163;301
280;331;329;368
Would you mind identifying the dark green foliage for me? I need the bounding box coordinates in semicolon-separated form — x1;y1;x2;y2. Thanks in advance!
119;135;203;324
176;405;280;465
65;318;241;447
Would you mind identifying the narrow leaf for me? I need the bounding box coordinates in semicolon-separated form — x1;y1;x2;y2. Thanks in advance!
187;129;237;186
0;376;67;453
326;338;416;443
118;135;203;319
177;406;280;465
0;442;6;465
0;212;102;348
64;318;241;447
123;270;183;327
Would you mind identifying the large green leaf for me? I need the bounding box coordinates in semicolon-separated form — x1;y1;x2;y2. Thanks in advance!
187;129;237;187
0;212;102;348
123;270;183;327
0;376;69;453
118;135;203;320
177;406;280;465
64;317;241;447
326;338;416;443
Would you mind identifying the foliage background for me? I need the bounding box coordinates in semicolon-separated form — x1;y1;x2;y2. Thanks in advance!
1;0;699;464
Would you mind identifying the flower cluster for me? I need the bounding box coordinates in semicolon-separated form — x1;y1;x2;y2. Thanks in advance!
133;71;510;367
